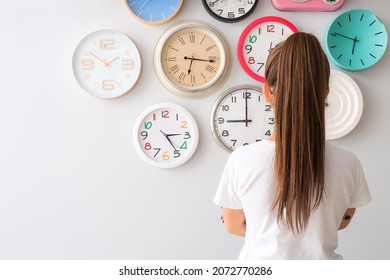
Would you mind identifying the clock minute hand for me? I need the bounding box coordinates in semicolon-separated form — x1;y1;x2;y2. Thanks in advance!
160;130;178;150
184;56;215;63
244;91;249;127
332;32;360;42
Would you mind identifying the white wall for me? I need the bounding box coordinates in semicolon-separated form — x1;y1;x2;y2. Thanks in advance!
0;0;389;259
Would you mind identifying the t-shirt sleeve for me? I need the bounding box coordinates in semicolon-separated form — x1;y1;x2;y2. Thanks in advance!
213;156;243;210
350;158;371;208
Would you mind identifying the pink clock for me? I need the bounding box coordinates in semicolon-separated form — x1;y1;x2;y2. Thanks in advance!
272;0;344;12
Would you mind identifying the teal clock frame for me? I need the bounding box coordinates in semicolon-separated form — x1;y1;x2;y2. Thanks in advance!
324;9;388;71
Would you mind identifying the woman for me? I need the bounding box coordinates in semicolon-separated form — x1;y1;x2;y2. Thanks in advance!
214;32;371;259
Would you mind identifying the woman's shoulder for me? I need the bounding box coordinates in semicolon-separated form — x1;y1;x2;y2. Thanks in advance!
325;142;361;167
230;140;275;162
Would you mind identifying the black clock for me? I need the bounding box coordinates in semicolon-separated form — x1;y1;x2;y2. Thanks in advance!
202;0;259;23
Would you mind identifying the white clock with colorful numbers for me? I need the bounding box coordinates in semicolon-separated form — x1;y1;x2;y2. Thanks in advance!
72;30;142;99
237;16;298;83
325;70;363;140
154;20;231;99
125;0;184;25
133;103;199;168
211;85;274;152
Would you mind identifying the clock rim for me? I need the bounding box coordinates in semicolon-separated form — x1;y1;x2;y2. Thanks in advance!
237;16;299;83
325;69;363;140
72;29;142;99
133;102;199;168
153;20;232;99
324;9;388;71
201;0;259;23
210;84;266;152
124;0;184;25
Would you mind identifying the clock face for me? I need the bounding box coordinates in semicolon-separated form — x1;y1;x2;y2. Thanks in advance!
325;70;363;140
324;9;388;71
211;85;274;152
125;0;183;25
237;16;298;83
133;103;199;168
154;21;231;99
202;0;258;23
272;0;344;12
72;30;142;99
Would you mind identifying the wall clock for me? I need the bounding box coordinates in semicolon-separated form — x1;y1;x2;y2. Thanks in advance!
272;0;344;12
124;0;184;25
325;69;363;140
72;30;142;99
237;16;298;83
202;0;259;23
154;20;231;99
211;85;274;152
324;9;388;71
133;103;199;168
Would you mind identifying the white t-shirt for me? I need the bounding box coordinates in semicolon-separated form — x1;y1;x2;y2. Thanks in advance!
214;140;371;260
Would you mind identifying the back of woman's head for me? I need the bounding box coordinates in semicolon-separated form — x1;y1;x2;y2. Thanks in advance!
265;32;330;234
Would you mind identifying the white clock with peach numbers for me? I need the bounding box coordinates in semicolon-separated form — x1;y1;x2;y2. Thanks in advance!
72;30;142;99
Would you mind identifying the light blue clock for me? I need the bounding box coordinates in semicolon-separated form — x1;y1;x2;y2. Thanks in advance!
125;0;184;25
324;9;388;71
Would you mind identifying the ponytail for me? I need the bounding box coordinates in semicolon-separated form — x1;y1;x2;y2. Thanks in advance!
265;33;330;233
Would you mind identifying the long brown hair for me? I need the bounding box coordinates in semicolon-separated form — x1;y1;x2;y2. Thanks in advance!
265;32;330;234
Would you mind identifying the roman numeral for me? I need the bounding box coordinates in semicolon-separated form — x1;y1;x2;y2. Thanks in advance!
170;64;179;74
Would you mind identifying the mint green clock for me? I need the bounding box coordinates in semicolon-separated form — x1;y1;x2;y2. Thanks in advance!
324;9;388;71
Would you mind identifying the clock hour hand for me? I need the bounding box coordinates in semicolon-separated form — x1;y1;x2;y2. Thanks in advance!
352;36;357;55
105;56;119;67
186;56;194;75
165;133;181;137
226;120;253;123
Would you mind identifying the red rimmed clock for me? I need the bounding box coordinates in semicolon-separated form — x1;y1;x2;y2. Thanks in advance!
237;16;298;83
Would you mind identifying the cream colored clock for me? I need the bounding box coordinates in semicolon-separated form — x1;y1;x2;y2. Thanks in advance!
154;20;231;99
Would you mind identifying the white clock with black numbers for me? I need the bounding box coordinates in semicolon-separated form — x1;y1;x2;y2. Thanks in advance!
202;0;259;23
211;85;274;152
133;103;199;168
